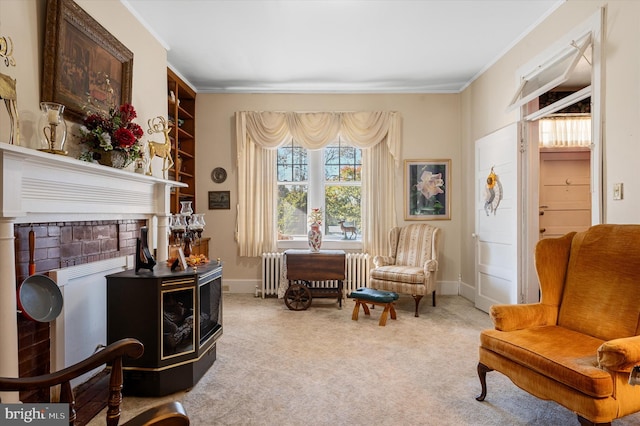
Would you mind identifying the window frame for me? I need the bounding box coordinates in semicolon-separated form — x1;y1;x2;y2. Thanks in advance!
277;143;363;250
508;33;591;111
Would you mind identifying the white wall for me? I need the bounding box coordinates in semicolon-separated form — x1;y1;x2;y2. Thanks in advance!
460;0;640;289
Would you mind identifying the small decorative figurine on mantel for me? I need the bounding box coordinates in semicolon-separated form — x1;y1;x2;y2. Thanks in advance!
0;35;19;145
147;116;174;178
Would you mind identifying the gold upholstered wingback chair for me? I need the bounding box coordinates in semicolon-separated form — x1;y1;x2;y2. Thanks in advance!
369;223;440;317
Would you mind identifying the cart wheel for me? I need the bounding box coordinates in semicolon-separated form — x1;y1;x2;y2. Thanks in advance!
284;283;312;311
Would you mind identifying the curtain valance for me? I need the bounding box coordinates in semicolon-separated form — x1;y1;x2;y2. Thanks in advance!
240;111;400;160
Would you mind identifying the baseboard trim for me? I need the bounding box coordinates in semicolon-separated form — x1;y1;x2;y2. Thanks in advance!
223;279;260;294
458;281;475;303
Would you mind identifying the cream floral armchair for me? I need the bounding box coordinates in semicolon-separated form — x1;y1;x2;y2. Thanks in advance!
369;223;440;317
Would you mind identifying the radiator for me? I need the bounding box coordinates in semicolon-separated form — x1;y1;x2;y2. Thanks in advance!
261;252;370;298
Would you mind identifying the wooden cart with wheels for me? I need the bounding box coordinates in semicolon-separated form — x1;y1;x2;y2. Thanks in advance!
283;249;346;310
284;283;312;310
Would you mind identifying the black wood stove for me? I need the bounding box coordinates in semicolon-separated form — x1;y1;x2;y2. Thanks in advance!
106;262;223;396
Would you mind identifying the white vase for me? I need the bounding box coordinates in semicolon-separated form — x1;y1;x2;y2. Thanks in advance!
307;222;322;252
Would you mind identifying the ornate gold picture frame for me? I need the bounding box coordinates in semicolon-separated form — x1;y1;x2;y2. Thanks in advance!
42;0;133;121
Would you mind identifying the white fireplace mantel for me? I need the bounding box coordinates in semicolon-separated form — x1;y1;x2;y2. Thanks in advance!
0;142;186;223
0;142;186;399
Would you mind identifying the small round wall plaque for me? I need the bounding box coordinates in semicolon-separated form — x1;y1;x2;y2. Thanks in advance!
211;167;227;183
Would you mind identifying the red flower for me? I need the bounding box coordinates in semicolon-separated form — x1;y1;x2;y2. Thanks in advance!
113;128;136;148
118;103;137;122
128;122;144;138
84;113;109;131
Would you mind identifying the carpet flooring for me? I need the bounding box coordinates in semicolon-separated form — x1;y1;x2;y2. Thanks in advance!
88;293;640;425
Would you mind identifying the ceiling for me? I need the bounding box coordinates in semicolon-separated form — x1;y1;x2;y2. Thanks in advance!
122;0;564;94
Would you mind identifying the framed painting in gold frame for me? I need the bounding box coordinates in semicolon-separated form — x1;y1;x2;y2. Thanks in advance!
42;0;133;121
404;159;451;220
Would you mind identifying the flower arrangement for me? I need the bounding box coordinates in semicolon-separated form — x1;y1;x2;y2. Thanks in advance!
308;207;323;225
78;103;144;168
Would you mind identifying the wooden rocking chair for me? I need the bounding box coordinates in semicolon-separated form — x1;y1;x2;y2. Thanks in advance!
0;338;189;426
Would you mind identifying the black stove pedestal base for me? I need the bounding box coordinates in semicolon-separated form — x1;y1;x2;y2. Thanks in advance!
123;344;217;396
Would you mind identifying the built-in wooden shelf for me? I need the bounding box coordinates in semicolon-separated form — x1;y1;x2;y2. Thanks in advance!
167;68;197;214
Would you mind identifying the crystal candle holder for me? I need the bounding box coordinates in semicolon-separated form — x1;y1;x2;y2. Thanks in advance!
38;102;68;155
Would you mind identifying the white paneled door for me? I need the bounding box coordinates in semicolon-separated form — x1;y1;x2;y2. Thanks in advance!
475;123;521;313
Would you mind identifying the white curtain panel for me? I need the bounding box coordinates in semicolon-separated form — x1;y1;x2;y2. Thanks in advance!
235;111;401;257
539;116;591;147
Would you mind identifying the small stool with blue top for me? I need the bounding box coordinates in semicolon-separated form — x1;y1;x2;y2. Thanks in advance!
350;288;399;326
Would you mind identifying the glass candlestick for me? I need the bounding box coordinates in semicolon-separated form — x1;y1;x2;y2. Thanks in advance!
192;213;205;239
38;102;67;155
196;213;206;228
180;201;193;217
170;214;186;244
172;214;186;232
189;214;205;245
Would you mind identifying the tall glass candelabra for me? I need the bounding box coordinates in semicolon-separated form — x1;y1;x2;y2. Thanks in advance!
169;201;205;257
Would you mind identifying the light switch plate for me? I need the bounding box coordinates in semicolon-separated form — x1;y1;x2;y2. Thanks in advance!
613;183;623;200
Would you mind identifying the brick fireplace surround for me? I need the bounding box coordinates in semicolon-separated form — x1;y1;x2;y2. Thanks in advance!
0;143;183;402
15;219;145;402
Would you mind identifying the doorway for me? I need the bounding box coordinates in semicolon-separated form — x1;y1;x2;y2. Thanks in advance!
536;94;593;240
518;10;602;303
471;10;603;310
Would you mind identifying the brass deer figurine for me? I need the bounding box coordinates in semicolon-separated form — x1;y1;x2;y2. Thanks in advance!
147;116;174;178
0;36;19;145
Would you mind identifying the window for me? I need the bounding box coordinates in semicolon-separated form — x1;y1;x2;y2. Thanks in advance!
539;115;591;147
277;142;308;237
236;110;399;257
508;33;591;111
277;140;361;241
324;141;362;240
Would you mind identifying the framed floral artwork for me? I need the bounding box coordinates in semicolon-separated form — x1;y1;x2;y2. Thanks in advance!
404;159;451;220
